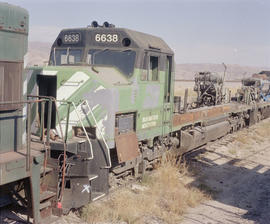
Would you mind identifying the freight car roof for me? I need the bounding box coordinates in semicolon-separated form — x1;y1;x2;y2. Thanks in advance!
52;27;174;55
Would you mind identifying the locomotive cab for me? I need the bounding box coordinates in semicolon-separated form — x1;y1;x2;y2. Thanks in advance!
31;22;175;146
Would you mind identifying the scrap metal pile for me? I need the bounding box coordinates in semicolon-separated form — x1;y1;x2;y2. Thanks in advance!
193;72;224;107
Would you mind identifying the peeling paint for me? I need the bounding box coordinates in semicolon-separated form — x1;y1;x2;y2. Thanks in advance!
96;114;108;139
23;78;27;95
40;70;58;76
94;85;105;93
92;104;99;111
143;84;160;109
57;71;89;106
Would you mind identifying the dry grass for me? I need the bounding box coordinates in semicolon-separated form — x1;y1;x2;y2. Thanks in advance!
228;147;237;155
236;121;270;144
227;119;270;155
81;155;205;224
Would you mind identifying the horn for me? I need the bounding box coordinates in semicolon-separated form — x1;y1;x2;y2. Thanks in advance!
91;21;98;27
103;21;109;28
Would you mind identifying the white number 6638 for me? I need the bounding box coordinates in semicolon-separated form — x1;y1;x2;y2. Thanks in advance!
95;34;118;43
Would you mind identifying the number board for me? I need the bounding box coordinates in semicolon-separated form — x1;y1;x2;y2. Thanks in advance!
63;33;81;44
94;33;119;43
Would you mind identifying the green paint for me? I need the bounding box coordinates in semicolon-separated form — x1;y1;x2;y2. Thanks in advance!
28;61;176;145
0;3;28;62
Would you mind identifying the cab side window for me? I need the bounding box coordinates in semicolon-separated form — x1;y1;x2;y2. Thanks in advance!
150;56;158;81
141;53;148;81
141;54;159;81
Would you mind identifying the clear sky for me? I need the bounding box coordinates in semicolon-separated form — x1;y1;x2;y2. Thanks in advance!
5;0;270;67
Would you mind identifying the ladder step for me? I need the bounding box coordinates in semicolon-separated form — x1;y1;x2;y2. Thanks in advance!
40;191;56;202
91;192;105;202
40;200;51;210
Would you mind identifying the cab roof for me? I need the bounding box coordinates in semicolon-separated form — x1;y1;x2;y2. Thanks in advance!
52;27;174;55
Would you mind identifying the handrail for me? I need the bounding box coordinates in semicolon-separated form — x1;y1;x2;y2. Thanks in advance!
71;102;94;160
27;95;69;202
84;100;111;168
52;99;67;202
46;99;52;145
27;95;94;160
26;102;31;171
0;98;48;172
0;99;44;104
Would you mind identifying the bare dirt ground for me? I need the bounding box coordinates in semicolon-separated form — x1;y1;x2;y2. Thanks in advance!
181;119;270;224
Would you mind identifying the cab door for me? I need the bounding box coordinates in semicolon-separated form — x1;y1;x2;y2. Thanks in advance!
162;56;173;135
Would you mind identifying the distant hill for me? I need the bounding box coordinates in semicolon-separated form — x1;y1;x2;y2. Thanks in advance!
175;64;270;81
26;41;51;66
26;41;270;80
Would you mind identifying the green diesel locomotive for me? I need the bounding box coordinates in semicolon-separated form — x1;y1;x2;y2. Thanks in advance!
26;21;270;217
26;22;175;214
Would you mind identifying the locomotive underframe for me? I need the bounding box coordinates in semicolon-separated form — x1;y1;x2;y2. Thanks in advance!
41;101;270;215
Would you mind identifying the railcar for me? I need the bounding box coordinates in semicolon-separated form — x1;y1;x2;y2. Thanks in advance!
25;21;270;217
0;3;51;224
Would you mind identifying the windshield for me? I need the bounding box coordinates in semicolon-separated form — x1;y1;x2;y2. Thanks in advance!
49;48;82;65
87;49;136;77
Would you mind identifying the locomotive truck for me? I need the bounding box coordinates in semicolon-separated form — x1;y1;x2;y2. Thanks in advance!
1;3;270;223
